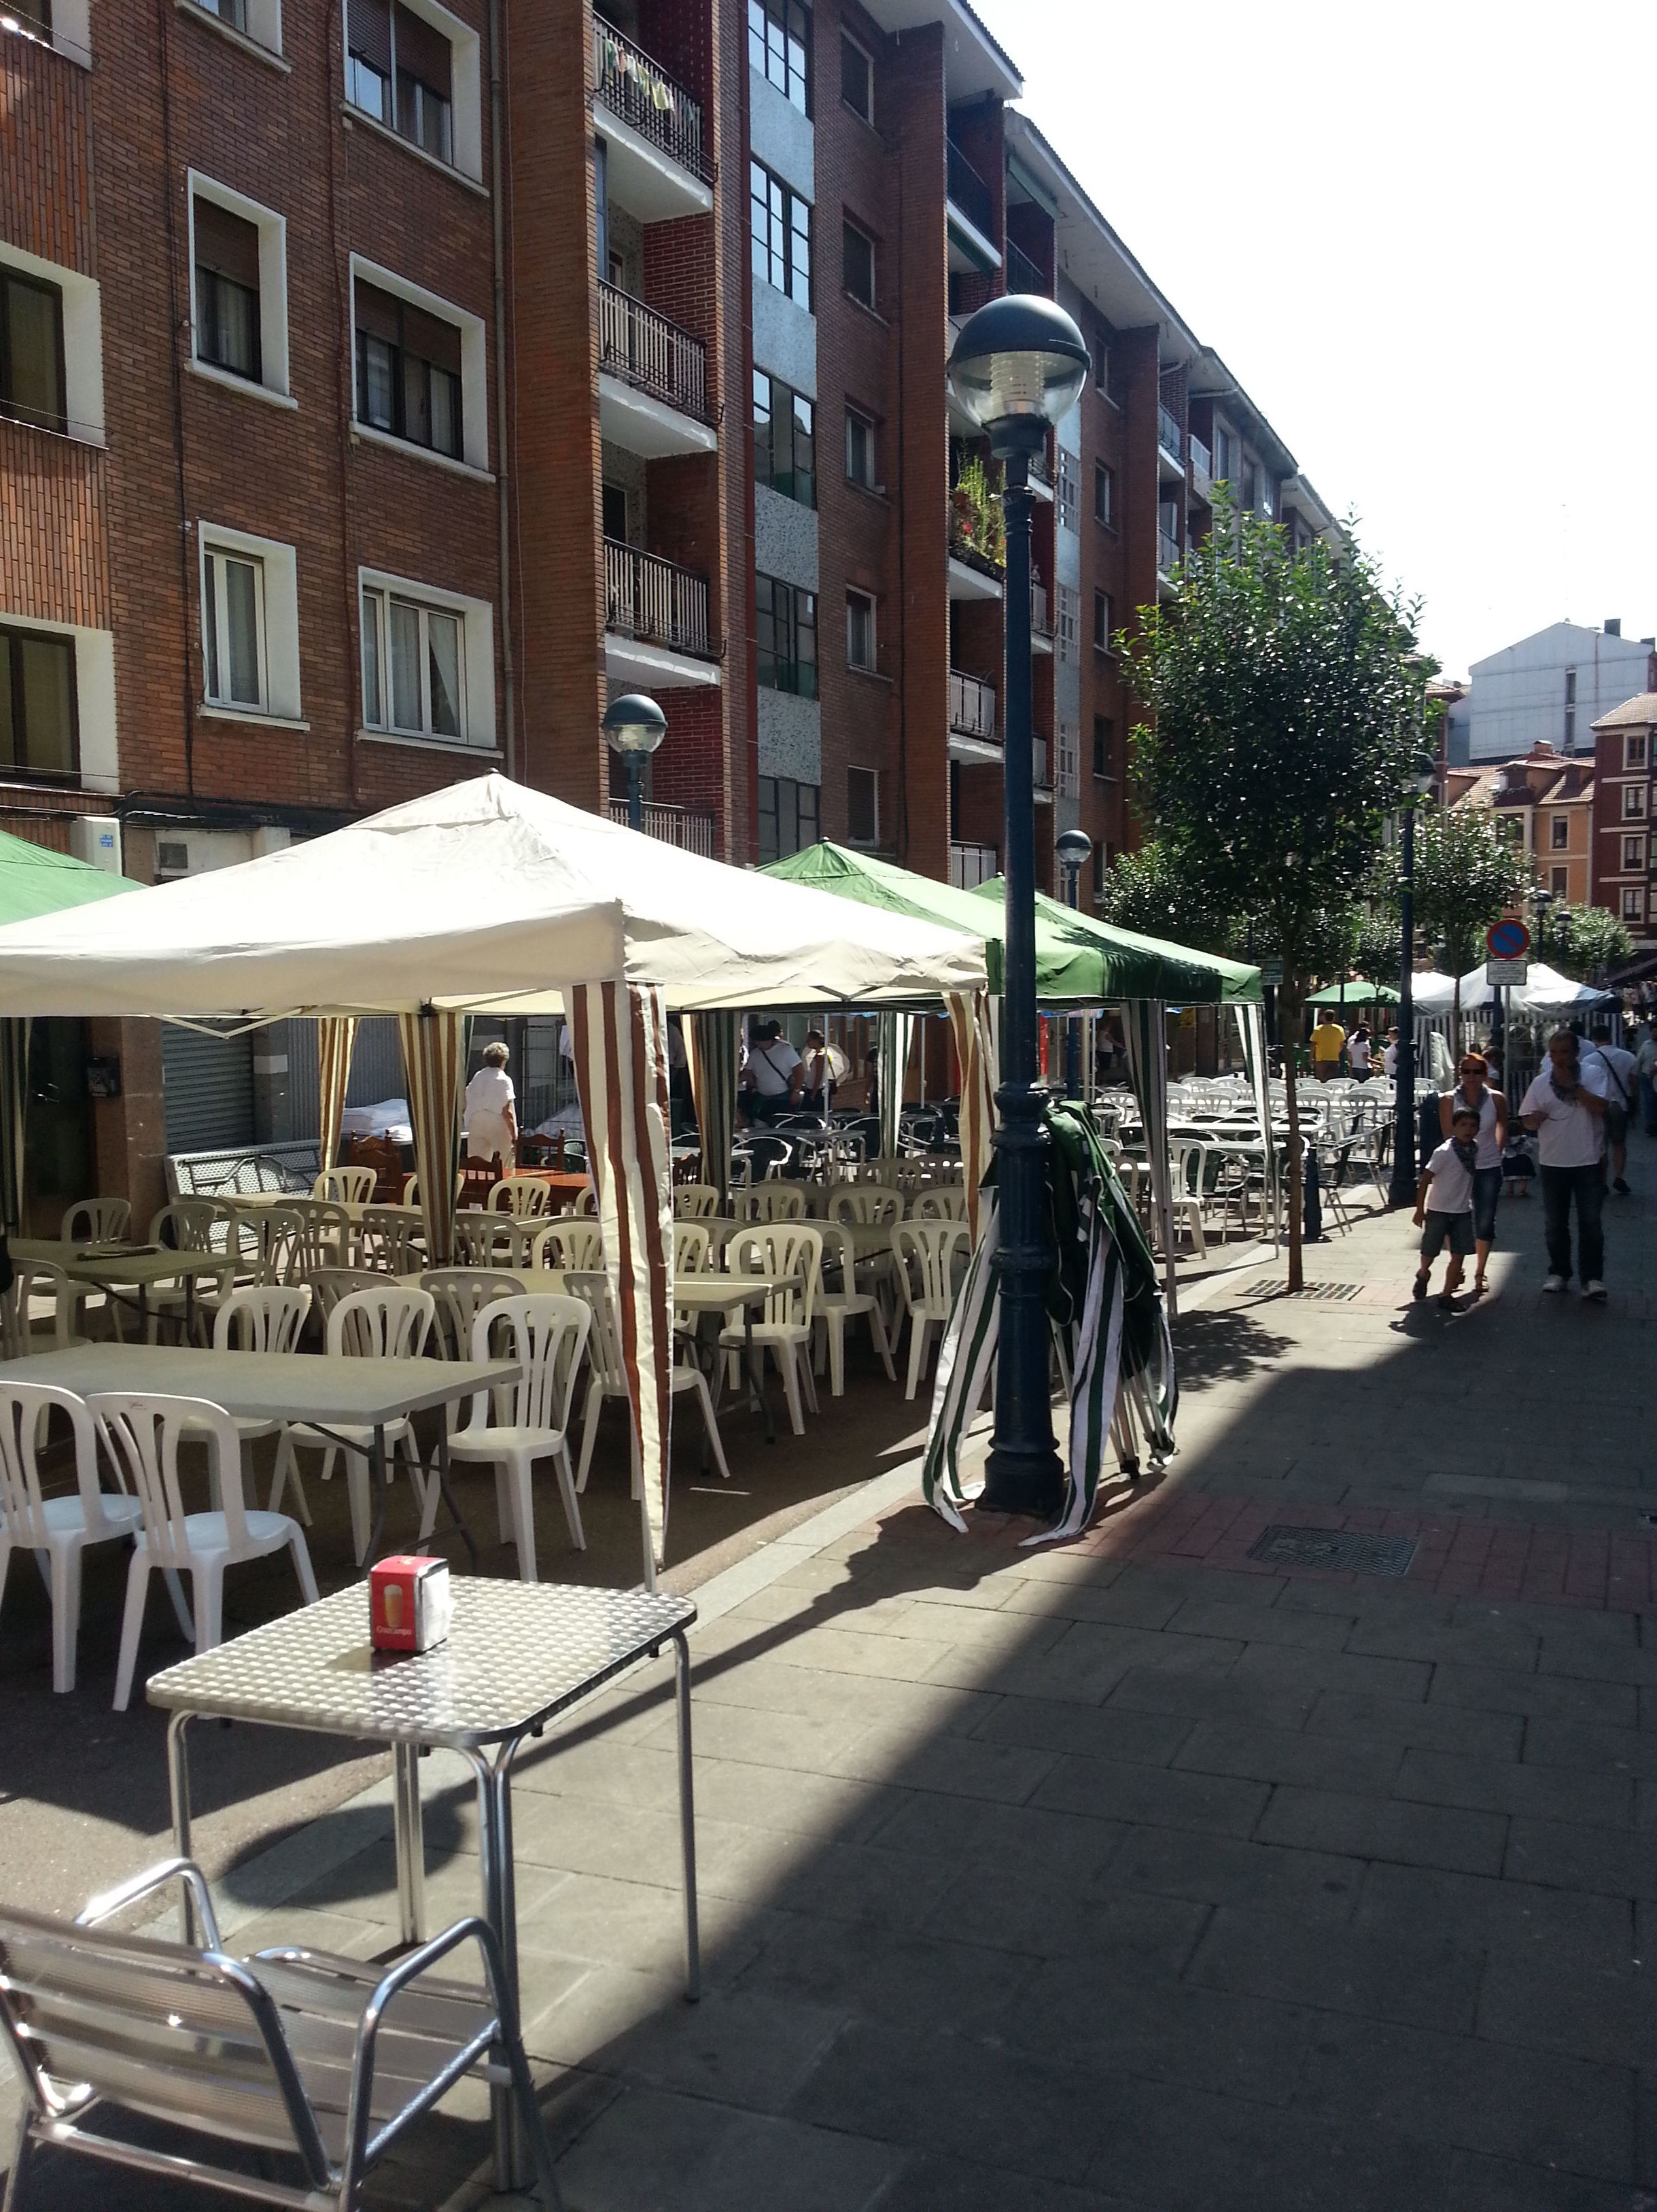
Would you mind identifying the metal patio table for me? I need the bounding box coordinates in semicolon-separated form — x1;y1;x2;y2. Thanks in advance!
0;1342;518;1564
147;1577;699;2187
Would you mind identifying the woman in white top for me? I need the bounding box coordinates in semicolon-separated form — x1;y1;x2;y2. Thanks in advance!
463;1041;518;1173
1348;1025;1372;1076
1438;1052;1507;1298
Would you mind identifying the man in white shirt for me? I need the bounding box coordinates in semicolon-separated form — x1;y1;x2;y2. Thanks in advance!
741;1020;803;1123
1583;1034;1638;1195
1520;1030;1609;1299
463;1041;518;1172
1382;1028;1400;1082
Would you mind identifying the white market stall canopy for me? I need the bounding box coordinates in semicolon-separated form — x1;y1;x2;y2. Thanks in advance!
0;776;988;1018
1412;962;1612;1019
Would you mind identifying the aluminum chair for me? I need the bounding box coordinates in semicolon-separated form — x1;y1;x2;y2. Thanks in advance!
449;1295;591;1578
0;1380;143;1693
91;1392;317;1712
0;1856;563;2211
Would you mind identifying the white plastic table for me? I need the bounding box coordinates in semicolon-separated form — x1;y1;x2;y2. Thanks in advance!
10;1239;225;1339
147;1578;698;2187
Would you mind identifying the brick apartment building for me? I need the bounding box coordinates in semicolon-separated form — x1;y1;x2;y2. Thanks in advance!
2;0;1340;1217
1590;692;1657;948
1446;744;1597;908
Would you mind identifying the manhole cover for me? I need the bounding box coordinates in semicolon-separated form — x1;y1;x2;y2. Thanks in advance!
1241;1280;1363;1302
1247;1525;1418;1576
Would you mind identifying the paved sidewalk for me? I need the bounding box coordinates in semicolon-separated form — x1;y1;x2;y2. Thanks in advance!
10;1143;1657;2210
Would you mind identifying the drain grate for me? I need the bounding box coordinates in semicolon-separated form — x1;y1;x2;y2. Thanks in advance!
1242;1279;1363;1303
1248;1525;1419;1577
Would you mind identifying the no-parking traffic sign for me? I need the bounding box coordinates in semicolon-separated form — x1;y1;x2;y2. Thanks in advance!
1487;918;1531;961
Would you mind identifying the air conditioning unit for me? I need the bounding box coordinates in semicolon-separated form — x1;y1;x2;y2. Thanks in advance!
69;815;122;876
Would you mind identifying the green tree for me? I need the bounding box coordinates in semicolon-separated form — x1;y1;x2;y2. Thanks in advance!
1096;841;1237;955
1536;900;1635;980
1119;496;1428;1286
1401;804;1529;1029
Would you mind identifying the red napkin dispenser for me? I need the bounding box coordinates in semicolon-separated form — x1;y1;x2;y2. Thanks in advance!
369;1555;452;1653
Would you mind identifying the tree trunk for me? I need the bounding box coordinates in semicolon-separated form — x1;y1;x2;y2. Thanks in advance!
1452;976;1461;1057
1282;984;1304;1293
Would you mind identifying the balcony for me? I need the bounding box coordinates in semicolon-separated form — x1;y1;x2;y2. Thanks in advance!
1158;528;1181;576
597;281;717;457
1189;432;1212;501
950;840;998;889
603;539;720;689
945;138;1000;275
1033;738;1052;800
608;799;715;855
1031;578;1053;656
947;669;999;765
593;14;713;220
1157;402;1184;481
1005;238;1046;298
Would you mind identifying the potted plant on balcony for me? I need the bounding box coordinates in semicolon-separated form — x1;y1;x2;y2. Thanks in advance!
949;452;1005;573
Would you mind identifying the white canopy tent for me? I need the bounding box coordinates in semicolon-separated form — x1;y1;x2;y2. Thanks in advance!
1412;962;1611;1018
0;776;990;1581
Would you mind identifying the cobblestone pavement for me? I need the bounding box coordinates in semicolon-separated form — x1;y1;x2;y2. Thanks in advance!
9;1138;1657;2211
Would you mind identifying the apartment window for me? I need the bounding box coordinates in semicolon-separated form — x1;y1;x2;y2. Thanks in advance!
1092;713;1115;780
750;161;811;311
360;585;464;742
753;369;815;507
1624;835;1645;871
1565;708;1575;749
1550;866;1568;897
354;277;462;459
1624;783;1647;819
0;267;65;435
1055;583;1078;666
1094;460;1114;528
1623;886;1643;923
347;0;456;168
758;774;819;863
192;198;261;383
748;0;810;116
755;574;816;697
1094;589;1113;654
1256;474;1274;519
0;623;76;780
1550;814;1569;850
1057;722;1079;799
201;545;267;712
847;765;877;846
1213;426;1234;481
1056;447;1078;533
842;220;875;311
840;30;872;122
1564;669;1576;707
846;588;876;672
845;404;876;489
1092;843;1106;900
1627;733;1647;770
1092;339;1108;392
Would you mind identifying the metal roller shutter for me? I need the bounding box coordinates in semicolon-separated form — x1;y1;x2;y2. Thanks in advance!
160;1022;256;1154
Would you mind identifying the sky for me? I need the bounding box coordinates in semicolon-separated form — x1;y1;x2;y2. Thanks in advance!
971;0;1657;679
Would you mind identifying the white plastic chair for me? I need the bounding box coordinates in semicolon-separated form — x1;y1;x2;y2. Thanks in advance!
570;1272;731;1495
814;1222;895;1396
63;1197;131;1246
312;1166;375;1205
0;1380;143;1693
673;1183;719;1219
892;1222;971;1400
913;1188;969;1222
419;1268;521;1360
91;1392;317;1712
827;1186;902;1227
357;1205;424;1275
449;1296;591;1579
673;1220;712;1276
0;1260;77;1360
489;1177;550;1219
718;1226;821;1434
268;1288;437;1565
545;1220;604;1272
735;1184;806;1224
211;1285;315;1519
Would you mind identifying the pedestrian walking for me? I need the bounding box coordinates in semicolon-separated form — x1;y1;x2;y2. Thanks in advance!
1382;1026;1401;1082
1413;1105;1482;1310
1583;1032;1638;1195
1636;1020;1657;1139
1520;1029;1610;1301
1348;1023;1373;1077
1439;1051;1506;1298
463;1041;518;1175
1310;1013;1346;1082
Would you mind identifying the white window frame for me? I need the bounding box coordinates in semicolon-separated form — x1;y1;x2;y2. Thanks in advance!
846;765;879;847
1624;886;1644;922
0;612;118;790
187;173;293;406
180;0;285;60
1624;783;1647;820
340;0;484;185
41;0;92;65
1055;583;1078;666
0;239;104;447
842;217;876;311
356;564;497;754
1550;865;1569;898
1550;813;1568;850
1056;447;1078;533
846;587;877;672
349;253;489;476
1624;834;1645;871
845;404;876;489
1056;720;1079;799
196;521;302;723
1094;460;1114;529
1628;733;1648;770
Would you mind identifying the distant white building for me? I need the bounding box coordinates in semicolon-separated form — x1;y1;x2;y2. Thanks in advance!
1464;621;1655;764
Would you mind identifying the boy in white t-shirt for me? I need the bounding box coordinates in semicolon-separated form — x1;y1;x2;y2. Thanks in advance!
1412;1104;1480;1309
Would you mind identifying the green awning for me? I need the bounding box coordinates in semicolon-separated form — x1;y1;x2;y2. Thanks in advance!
0;825;137;925
1306;978;1399;1006
761;844;1106;1002
973;880;1263;1005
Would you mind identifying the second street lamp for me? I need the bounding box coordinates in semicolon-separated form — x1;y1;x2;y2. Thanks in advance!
948;294;1089;1521
1386;750;1439;1209
1055;826;1092;1101
601;692;668;832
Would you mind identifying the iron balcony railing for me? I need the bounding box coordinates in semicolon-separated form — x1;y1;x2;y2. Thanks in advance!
1004;238;1047;298
1158;527;1181;574
949;840;998;888
948;669;996;742
597;281;710;422
1157;402;1183;463
607;799;715;854
593;14;710;182
604;538;712;659
945;138;994;240
1030;579;1052;637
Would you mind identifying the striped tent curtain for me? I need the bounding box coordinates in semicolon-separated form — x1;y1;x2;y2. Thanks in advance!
317;1016;358;1176
0;1020;29;1234
1121;998;1176;1317
1236;1000;1278;1253
565;980;675;1583
945;988;998;1242
397;1008;468;1266
877;1011;913;1159
684;1009;738;1207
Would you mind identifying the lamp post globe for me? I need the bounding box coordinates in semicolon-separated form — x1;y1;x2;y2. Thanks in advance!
947;294;1089;1522
1386;748;1440;1210
1055;828;1093;1101
602;692;668;833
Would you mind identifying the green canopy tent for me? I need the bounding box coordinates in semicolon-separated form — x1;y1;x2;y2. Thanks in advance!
976;881;1263;1007
1306;978;1399;1007
0;828;137;1234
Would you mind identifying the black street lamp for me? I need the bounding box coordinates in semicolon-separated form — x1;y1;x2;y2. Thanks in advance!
1056;826;1092;1100
948;294;1089;1520
1386;750;1439;1208
602;692;668;831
